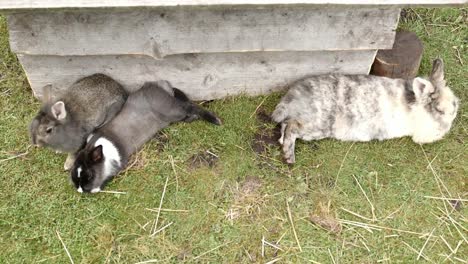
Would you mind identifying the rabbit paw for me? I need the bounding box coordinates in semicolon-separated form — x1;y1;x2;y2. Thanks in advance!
63;154;76;171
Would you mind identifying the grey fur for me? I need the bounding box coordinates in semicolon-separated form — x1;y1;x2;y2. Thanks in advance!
29;74;127;169
272;58;459;164
70;81;221;193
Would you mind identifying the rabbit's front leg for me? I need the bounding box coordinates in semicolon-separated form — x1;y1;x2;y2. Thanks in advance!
64;153;76;171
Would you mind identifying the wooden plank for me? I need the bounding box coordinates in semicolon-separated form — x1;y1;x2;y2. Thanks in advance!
7;7;399;57
0;0;466;10
18;50;377;100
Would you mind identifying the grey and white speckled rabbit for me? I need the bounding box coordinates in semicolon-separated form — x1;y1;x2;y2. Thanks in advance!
29;74;128;170
272;58;459;164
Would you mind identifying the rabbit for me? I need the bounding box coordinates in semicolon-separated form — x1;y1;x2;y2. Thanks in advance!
70;81;222;193
272;58;459;164
29;74;128;170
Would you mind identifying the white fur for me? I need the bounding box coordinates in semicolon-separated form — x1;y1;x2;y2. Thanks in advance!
410;107;441;143
91;188;101;193
378;92;412;140
86;134;94;143
77;187;83;193
77;167;82;178
94;137;121;177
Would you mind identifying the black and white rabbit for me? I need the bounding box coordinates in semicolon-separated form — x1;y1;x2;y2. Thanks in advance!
29;74;128;170
272;58;459;164
70;81;222;193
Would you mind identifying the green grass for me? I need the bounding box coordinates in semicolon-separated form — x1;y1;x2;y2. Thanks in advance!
0;8;467;263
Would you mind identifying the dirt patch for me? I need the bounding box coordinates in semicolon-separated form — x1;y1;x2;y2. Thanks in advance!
309;201;342;235
187;149;219;169
256;108;273;124
177;247;192;261
122;149;148;172
449;200;462;211
309;214;342;234
400;9;417;22
153;131;170;152
226;176;264;221
237;175;262;195
251;108;281;155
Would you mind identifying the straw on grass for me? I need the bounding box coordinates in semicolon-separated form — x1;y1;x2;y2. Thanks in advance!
249;96;268;119
0;145;31;163
151;174;169;236
100;190;127;194
192;241;232;260
333;142;354;188
417;228;435;260
150;222;173;237
286;200;302;252
265;258;282;264
56;230;74;264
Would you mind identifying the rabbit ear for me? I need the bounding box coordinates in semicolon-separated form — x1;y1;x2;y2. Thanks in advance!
413;77;434;98
41;84;53;103
91;145;103;163
430;58;446;88
155;80;174;95
51;101;67;120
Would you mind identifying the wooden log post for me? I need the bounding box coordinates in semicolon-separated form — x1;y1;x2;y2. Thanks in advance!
370;30;424;79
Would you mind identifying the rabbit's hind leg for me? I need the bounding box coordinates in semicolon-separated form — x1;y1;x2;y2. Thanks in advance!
278;122;287;145
282;119;301;164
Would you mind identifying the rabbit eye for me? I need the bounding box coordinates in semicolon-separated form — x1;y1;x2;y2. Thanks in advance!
434;107;445;115
46;127;53;134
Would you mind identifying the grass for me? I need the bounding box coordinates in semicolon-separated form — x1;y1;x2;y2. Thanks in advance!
0;7;467;263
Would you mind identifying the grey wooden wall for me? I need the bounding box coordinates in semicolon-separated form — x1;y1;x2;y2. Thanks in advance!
7;5;400;100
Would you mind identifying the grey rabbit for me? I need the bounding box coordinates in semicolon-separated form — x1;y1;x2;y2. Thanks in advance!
29;74;128;170
70;81;222;193
272;58;459;164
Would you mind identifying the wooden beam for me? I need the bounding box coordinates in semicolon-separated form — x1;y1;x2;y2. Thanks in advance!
7;7;399;57
18;50;377;100
0;0;466;10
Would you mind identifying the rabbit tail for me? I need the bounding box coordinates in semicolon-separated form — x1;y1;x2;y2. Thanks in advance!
173;88;222;126
271;104;288;123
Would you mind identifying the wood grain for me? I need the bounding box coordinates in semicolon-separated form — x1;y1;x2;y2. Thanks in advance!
0;0;466;10
7;7;399;57
19;50;377;100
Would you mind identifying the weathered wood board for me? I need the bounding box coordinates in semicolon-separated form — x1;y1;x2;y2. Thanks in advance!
8;6;399;58
19;50;376;100
0;0;466;10
5;4;401;100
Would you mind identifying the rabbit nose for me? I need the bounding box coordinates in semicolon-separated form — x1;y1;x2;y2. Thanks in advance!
34;139;44;147
31;135;38;146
